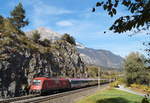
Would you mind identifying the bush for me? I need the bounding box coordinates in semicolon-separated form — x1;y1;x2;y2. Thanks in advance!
117;77;125;84
131;84;150;93
110;81;120;87
39;39;51;47
141;96;150;103
131;84;139;88
61;33;76;45
32;30;41;43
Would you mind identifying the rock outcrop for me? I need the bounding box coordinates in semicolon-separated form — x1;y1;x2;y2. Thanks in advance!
0;20;86;98
26;28;123;69
26;27;62;42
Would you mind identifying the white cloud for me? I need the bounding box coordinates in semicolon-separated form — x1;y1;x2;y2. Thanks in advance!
26;0;73;16
25;0;73;28
22;0;148;57
56;20;73;27
33;2;72;16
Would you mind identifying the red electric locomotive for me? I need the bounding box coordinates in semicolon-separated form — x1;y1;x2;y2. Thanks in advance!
29;77;70;94
30;77;108;95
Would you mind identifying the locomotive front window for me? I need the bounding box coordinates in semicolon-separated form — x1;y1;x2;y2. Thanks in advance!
32;80;41;85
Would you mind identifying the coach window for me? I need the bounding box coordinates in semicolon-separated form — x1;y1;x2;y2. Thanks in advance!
33;80;41;85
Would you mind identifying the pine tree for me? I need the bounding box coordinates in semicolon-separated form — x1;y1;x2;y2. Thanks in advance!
0;15;4;29
10;3;28;29
0;15;3;23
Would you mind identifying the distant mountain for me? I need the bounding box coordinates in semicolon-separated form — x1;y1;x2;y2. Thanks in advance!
26;27;62;42
77;47;123;69
26;27;123;69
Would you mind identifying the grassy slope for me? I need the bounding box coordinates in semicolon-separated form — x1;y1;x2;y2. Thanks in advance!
76;88;149;103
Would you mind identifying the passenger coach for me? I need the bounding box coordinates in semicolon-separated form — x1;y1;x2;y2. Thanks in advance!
30;77;108;95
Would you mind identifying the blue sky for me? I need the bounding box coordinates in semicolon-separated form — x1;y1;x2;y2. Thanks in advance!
0;0;149;57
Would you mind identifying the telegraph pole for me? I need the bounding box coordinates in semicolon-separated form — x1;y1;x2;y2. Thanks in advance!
98;67;100;89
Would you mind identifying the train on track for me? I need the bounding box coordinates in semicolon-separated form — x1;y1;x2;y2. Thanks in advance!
29;77;111;95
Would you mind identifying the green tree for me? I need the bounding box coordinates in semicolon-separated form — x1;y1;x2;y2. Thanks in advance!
93;0;150;65
0;15;3;24
10;3;28;29
124;52;149;85
87;66;99;78
39;39;51;47
0;17;20;35
93;0;150;33
32;31;41;43
61;33;76;45
0;15;4;31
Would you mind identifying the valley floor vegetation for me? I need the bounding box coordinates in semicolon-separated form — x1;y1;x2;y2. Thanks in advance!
76;88;149;103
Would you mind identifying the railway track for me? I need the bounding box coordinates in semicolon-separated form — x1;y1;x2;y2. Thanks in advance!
8;85;101;103
0;82;109;103
0;94;39;103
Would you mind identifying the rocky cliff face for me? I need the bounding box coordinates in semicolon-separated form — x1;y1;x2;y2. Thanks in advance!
26;28;123;69
0;20;86;97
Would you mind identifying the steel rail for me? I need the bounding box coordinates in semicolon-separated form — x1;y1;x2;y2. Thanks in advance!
13;85;107;103
0;94;39;103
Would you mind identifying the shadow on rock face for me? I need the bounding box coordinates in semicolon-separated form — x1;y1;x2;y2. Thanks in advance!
96;97;131;103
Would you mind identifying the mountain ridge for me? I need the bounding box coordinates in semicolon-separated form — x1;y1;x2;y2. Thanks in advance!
78;47;123;69
26;27;123;69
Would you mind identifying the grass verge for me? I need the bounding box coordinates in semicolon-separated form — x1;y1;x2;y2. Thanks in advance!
76;88;150;103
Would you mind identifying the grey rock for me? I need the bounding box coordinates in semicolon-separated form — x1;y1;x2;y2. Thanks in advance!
0;32;86;98
26;28;123;69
